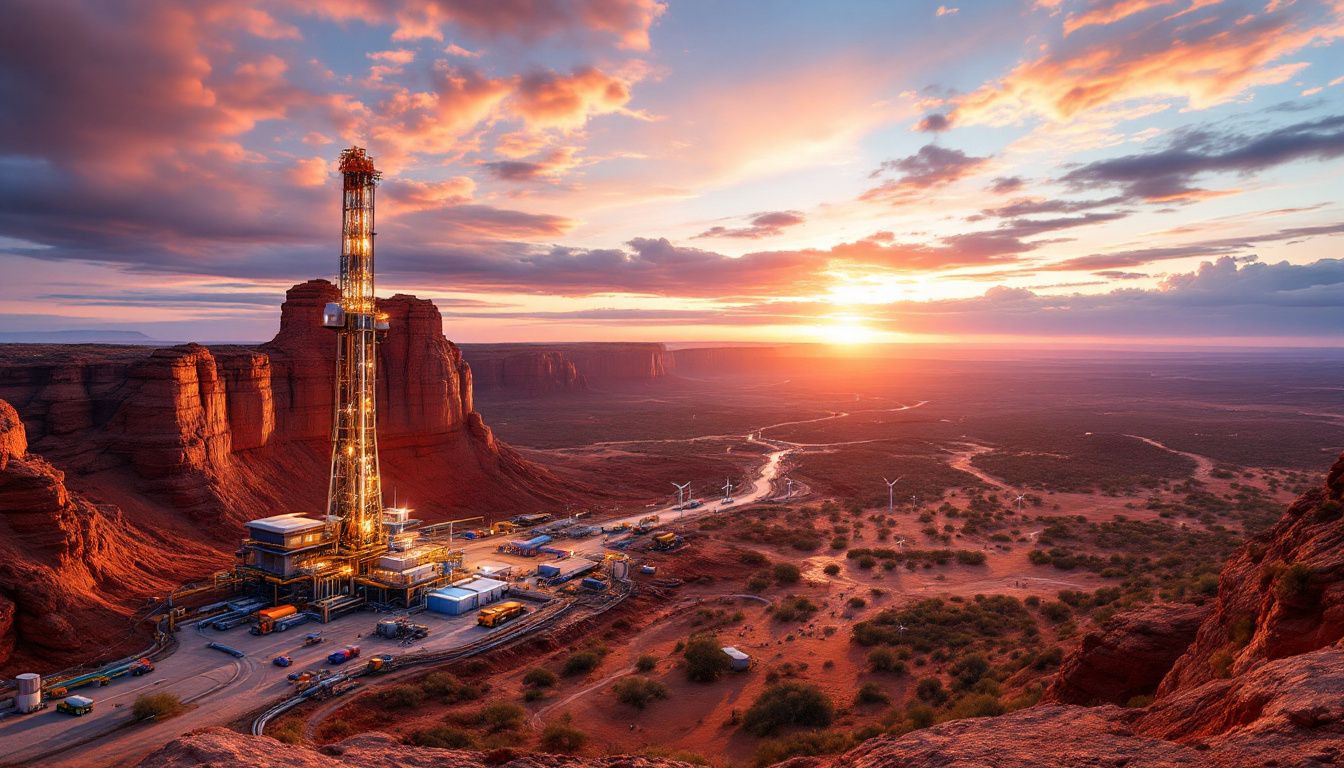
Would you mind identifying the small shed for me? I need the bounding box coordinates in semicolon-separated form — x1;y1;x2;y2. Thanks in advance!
456;577;508;605
426;586;477;615
722;646;751;672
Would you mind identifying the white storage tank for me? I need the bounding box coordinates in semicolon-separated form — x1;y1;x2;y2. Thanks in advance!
16;692;42;714
16;672;40;695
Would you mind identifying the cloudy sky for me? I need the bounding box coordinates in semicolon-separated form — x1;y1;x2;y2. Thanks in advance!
1;0;1342;344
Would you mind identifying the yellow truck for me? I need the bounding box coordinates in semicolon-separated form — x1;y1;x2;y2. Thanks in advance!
477;601;525;628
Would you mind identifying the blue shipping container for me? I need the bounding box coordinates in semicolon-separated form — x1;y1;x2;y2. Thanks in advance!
581;578;607;590
537;564;561;577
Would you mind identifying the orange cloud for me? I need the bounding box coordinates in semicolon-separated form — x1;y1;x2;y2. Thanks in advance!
286;0;665;51
952;2;1344;127
510;67;636;131
383;176;476;212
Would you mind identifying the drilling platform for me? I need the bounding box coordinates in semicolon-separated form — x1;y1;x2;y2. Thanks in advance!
234;147;464;615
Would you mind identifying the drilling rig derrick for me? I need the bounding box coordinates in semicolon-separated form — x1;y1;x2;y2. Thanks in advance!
323;146;389;554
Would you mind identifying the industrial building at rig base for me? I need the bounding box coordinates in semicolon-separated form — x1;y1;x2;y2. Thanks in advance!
232;147;468;614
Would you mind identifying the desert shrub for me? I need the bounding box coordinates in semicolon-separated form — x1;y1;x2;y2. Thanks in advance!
563;651;601;676
1209;650;1235;679
771;595;819;622
866;647;898;672
635;654;658;673
1040;601;1072;623
1274;563;1313;600
956;550;987;565
1230;615;1256;649
522;668;559;688
852;595;1032;650
412;725;478;749
385;684;425;709
746;574;770;592
741;682;835;736
613;676;670;709
1126;695;1154;708
539;715;589;754
823;563;841;576
523;688;545;702
854;682;889;706
942;693;1005;721
684;635;732;682
858;555;877;569
480;700;527;732
848;597;868;609
915;677;947;705
421;672;483;703
830;536;849;550
773;562;802;583
949;653;991;691
739;549;770;566
132;693;183;722
905;704;937;730
751;730;855;767
271;718;304;745
320;719;356;741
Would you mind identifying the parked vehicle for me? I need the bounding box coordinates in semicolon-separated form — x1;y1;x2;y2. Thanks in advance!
273;655;292;667
56;696;94;716
303;632;324;646
250;605;299;635
477;601;525;628
327;645;361;664
129;659;155;676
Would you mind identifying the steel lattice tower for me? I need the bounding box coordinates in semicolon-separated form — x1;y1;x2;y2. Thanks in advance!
324;146;388;552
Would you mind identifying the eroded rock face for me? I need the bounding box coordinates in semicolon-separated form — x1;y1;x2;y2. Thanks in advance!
1157;461;1344;696
1043;602;1212;706
0;398;198;669
140;730;697;768
465;349;587;395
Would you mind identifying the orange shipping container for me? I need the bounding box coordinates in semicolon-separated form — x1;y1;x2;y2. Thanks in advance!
258;605;298;622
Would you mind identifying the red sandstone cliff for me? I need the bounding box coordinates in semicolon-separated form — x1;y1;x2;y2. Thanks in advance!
460;343;666;394
0;399;218;671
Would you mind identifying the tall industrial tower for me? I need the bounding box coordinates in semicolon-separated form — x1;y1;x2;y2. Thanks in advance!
323;146;389;553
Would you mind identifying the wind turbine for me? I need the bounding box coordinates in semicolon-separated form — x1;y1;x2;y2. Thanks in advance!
909;494;918;512
1015;494;1026;515
896;537;906;554
672;482;690;509
883;476;902;515
722;478;735;503
786;478;794;498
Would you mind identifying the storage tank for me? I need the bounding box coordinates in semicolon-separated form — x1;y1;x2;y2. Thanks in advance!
16;673;40;695
16;691;42;714
581;578;607;590
537;564;561;578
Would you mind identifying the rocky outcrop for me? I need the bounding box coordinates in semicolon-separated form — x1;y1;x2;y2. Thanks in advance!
668;346;781;376
460;343;666;393
1043;602;1212;706
141;730;696;768
0;398;211;670
1156;460;1344;696
463;348;587;395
